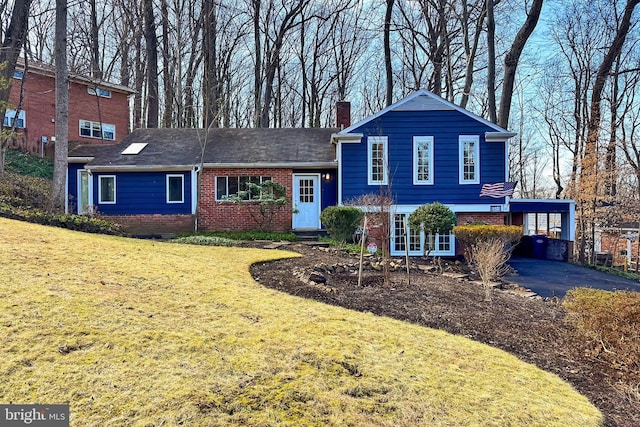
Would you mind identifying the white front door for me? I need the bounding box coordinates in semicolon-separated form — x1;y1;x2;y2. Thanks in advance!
292;174;321;229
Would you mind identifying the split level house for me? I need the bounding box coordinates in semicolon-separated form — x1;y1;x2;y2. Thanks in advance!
4;60;134;157
66;89;575;259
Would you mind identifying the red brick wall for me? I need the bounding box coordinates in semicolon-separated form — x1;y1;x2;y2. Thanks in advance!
456;212;507;225
6;70;130;156
102;214;194;236
197;168;293;232
600;232;639;266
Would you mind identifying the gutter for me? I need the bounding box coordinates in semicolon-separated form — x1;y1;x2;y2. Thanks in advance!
485;131;517;142
201;161;337;169
86;165;194;172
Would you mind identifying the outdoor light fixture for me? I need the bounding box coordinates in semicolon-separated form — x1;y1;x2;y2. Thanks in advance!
324;173;331;181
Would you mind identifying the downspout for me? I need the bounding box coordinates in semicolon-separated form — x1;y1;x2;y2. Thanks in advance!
193;165;201;232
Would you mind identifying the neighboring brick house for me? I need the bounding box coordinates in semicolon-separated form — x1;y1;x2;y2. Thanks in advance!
66;90;575;258
595;223;640;267
4;60;134;157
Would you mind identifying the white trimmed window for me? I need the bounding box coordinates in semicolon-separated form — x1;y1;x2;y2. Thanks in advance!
167;174;184;203
98;175;116;204
80;120;116;141
215;176;272;201
391;213;455;256
88;87;112;98
413;136;434;185
3;109;25;128
368;136;388;185
459;135;479;184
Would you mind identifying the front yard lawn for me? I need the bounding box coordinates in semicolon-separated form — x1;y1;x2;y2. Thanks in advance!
0;218;601;426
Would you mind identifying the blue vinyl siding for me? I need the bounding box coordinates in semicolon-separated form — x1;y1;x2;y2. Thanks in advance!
93;171;192;215
67;163;85;214
341;110;506;205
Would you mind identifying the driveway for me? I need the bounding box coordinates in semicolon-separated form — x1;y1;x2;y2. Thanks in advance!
505;257;640;299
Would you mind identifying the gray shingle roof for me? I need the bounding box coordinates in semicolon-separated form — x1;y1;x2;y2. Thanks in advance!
69;128;339;169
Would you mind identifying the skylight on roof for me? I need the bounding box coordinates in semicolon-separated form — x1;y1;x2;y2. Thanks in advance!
121;142;148;155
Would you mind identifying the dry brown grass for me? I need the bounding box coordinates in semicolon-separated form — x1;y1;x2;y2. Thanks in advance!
0;218;602;426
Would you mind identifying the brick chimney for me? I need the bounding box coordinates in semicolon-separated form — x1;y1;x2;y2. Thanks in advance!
336;101;351;129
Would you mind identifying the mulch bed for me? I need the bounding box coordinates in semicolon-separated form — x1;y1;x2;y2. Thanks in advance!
249;243;640;427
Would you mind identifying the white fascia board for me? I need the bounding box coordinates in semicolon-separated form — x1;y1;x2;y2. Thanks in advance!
202;162;337;169
338;89;512;135
510;198;576;205
331;133;363;144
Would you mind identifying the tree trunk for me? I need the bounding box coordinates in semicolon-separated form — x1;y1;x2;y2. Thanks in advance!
52;0;69;212
578;0;640;263
0;0;32;174
384;0;395;107
143;0;159;128
202;0;219;128
89;0;102;79
486;0;497;123
252;0;262;127
160;0;173;127
496;0;544;128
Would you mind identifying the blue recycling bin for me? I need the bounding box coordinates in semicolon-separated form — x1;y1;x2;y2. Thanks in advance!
532;235;548;259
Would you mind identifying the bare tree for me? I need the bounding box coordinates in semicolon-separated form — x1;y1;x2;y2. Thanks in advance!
383;0;394;106
89;0;101;78
0;0;32;110
496;0;544;128
577;0;640;263
143;0;159;128
52;0;68;211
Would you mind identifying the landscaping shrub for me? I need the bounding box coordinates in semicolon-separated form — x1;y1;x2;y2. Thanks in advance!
0;172;52;210
454;224;523;301
408;202;457;257
454;224;523;244
0;204;124;235
172;235;237;247
320;206;363;242
191;231;297;241
563;288;640;372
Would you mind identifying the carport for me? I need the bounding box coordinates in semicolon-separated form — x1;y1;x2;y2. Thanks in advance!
508;199;575;261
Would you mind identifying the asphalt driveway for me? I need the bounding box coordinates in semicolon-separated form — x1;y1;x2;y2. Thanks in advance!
505;257;640;299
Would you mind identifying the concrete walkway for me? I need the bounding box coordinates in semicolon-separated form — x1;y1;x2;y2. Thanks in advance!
505;257;640;299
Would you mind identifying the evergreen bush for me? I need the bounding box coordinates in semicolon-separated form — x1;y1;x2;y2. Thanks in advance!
320;206;364;243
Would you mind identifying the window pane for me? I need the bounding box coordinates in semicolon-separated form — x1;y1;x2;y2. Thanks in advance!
438;234;451;251
417;141;430;181
216;177;227;200
168;176;183;202
394;214;406;251
100;177;115;203
228;177;239;197
299;179;314;203
463;140;476;181
372;143;383;181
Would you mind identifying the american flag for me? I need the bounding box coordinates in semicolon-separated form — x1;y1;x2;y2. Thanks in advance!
479;181;517;198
